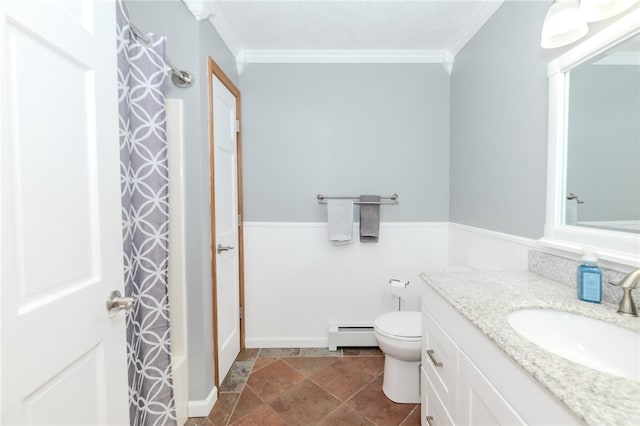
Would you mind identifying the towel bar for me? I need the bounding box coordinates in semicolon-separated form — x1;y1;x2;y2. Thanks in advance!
317;193;399;205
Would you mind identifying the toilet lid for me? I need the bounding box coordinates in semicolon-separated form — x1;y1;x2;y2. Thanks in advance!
374;311;421;338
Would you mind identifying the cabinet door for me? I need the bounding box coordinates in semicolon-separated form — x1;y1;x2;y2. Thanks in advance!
458;353;526;426
422;308;459;419
421;367;455;426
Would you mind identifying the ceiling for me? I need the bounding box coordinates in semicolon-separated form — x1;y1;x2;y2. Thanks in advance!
182;0;505;73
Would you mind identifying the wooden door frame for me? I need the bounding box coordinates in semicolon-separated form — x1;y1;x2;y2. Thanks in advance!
207;56;245;387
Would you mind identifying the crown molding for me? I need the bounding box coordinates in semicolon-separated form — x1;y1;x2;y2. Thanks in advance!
238;49;453;74
447;0;504;57
443;50;455;75
236;50;247;75
242;49;446;64
182;0;214;21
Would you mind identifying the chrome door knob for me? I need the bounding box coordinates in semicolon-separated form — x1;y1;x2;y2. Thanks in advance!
106;290;135;316
217;244;235;254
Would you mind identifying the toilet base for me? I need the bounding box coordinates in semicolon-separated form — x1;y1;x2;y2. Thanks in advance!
381;356;421;404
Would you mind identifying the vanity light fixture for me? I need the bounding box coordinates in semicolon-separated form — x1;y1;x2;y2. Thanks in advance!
541;0;589;48
541;0;639;48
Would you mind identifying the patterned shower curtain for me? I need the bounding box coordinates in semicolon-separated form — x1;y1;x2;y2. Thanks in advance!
116;1;176;424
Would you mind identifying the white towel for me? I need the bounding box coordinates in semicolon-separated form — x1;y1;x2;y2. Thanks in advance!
327;199;354;242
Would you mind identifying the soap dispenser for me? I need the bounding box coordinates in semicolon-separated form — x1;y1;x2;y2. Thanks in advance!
577;252;602;303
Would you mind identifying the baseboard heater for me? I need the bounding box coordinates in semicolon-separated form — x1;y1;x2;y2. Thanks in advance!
328;323;377;351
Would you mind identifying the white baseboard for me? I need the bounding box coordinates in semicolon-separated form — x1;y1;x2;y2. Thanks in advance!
188;386;217;418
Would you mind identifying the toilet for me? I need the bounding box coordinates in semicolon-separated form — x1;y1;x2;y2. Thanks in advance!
374;310;422;403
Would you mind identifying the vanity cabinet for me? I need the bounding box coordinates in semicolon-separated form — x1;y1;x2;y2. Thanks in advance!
421;308;524;425
421;284;580;426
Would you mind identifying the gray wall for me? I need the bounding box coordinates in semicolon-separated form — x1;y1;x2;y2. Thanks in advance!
240;63;451;222
567;64;640;222
449;1;552;239
127;0;238;401
449;0;638;238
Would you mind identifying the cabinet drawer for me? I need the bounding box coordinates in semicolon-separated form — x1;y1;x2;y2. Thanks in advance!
421;367;454;426
422;308;458;417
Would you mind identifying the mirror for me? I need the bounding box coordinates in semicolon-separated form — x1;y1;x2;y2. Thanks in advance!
544;10;640;262
565;34;640;234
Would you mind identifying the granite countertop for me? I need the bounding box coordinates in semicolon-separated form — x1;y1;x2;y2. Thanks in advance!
419;271;640;426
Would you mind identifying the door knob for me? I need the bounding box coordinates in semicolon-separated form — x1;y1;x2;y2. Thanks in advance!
106;290;135;316
217;244;234;254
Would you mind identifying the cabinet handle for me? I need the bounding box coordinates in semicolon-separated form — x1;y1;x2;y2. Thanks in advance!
426;415;435;426
426;349;443;367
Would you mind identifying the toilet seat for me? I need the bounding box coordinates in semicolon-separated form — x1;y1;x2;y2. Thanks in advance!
374;311;421;340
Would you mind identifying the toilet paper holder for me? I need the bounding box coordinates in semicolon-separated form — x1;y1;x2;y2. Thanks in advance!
389;279;409;311
389;279;409;288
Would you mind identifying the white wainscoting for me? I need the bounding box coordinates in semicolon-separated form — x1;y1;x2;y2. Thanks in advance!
243;222;449;348
242;221;537;348
449;223;536;271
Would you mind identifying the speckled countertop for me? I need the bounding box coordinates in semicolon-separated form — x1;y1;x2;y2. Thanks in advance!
419;271;640;426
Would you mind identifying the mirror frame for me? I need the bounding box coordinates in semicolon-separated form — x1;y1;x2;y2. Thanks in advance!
542;9;640;266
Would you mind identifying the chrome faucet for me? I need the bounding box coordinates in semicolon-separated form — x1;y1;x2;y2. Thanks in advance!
610;269;640;317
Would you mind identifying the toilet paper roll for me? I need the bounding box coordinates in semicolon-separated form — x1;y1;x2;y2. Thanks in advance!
389;280;405;288
391;285;405;299
389;280;408;299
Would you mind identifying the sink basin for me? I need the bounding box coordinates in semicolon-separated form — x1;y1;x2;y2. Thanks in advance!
507;309;640;382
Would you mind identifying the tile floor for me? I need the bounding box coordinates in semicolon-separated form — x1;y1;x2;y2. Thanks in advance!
185;347;421;426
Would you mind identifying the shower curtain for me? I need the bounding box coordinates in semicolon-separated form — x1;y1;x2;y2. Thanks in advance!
116;1;176;424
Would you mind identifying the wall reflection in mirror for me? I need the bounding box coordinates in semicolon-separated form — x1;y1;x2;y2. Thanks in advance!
565;34;640;234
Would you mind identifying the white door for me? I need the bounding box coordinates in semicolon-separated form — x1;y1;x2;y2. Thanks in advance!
212;75;240;383
1;1;129;424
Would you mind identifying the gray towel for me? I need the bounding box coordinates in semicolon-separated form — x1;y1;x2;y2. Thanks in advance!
359;195;380;242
